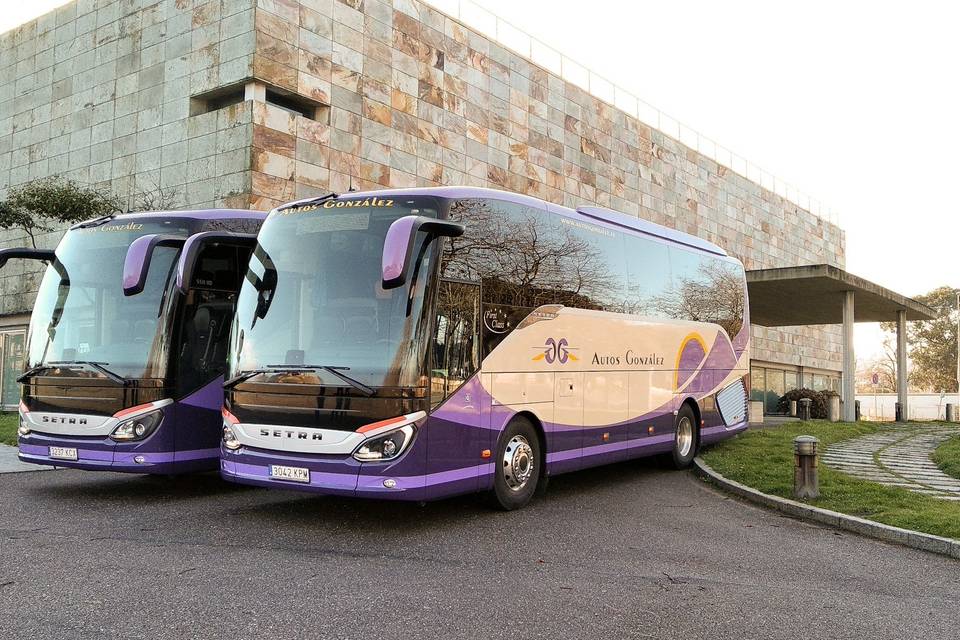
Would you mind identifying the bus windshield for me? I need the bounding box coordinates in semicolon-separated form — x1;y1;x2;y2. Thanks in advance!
26;220;191;381
230;196;439;389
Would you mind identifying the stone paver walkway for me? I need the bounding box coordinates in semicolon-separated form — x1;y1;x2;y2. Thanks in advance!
0;443;54;473
822;424;960;500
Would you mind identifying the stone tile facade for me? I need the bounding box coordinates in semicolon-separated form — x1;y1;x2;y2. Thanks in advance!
0;0;845;372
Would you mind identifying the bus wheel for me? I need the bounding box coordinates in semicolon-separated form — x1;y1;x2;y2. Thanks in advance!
671;404;699;469
489;417;541;511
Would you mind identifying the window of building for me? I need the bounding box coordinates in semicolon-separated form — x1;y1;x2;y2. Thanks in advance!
265;89;330;123
0;329;26;409
189;85;245;116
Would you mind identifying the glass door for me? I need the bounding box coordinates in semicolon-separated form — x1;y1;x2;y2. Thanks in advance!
0;330;26;409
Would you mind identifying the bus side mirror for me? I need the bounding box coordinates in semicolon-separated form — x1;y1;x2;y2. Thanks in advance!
381;216;464;290
175;231;258;295
0;248;56;269
123;234;186;296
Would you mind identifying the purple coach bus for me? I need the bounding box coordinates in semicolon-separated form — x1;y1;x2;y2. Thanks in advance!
220;187;749;509
4;209;265;474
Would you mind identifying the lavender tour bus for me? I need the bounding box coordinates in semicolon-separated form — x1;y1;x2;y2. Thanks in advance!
2;209;265;474
220;187;749;509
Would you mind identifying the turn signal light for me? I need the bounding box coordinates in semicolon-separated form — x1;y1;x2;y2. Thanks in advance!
648;426;655;435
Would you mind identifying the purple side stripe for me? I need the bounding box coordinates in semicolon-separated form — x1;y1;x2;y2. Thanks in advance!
546;433;674;463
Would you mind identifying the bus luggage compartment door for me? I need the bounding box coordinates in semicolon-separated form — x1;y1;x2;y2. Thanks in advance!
551;372;583;473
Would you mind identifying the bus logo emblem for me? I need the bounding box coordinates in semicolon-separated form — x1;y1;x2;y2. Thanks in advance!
533;338;578;364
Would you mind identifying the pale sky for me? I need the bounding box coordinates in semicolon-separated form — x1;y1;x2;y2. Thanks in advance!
3;0;957;360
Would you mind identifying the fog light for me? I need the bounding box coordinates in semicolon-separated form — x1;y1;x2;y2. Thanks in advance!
383;478;397;489
17;424;30;436
134;455;146;464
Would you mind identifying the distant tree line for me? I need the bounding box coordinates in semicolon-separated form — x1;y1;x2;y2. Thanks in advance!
0;176;179;248
859;286;960;394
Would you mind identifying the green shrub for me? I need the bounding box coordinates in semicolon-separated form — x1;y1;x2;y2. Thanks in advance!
777;388;828;418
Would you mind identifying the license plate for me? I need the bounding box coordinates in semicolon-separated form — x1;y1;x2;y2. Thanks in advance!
269;464;310;483
49;446;78;461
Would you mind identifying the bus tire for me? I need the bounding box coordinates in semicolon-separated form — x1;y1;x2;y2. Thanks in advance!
488;417;542;511
670;404;699;469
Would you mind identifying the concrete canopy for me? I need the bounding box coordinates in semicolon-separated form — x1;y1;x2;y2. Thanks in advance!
746;264;936;327
745;264;936;422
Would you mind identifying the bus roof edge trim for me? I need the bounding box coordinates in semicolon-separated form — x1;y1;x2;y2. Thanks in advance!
575;205;727;256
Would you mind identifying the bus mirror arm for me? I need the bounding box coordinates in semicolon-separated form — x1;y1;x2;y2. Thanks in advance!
175;231;259;295
382;216;464;290
0;248;56;270
123;234;186;296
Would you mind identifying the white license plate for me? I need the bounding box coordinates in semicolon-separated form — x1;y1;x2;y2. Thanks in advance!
269;464;310;483
49;446;78;461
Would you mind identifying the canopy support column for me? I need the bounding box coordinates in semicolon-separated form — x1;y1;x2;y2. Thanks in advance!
896;310;908;422
842;290;856;422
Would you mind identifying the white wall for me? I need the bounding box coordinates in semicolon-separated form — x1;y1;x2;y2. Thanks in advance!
856;393;960;421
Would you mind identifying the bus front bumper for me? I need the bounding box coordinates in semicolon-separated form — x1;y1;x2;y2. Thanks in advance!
219;444;446;501
18;432;219;474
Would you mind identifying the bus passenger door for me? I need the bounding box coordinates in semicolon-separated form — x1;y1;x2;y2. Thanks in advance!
429;279;483;493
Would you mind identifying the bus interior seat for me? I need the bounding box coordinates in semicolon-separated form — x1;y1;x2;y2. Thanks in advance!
191;300;233;371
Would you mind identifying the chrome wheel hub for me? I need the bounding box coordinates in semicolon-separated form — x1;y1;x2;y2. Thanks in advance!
503;435;534;491
677;417;694;457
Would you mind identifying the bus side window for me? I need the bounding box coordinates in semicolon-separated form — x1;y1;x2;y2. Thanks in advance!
431;279;480;406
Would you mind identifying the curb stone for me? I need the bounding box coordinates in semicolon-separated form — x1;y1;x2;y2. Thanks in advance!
693;456;960;561
0;443;58;474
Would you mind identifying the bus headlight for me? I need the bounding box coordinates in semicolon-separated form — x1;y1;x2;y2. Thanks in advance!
110;410;162;442
17;420;30;437
222;425;241;450
353;424;415;462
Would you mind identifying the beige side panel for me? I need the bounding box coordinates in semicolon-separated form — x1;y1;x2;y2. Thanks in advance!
583;371;628;428
628;370;675;417
491;372;554;407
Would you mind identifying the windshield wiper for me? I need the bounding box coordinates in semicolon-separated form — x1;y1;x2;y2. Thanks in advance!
72;214;117;229
315;365;375;397
224;365;376;396
274;192;339;213
18;360;127;385
16;364;54;383
223;368;273;389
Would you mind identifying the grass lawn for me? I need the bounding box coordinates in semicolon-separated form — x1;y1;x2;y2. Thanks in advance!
701;420;960;541
0;412;18;446
932;434;960;481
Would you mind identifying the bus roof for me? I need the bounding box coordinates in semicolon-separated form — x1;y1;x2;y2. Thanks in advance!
326;186;727;257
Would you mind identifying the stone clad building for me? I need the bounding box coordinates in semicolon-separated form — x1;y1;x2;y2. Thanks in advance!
0;0;845;410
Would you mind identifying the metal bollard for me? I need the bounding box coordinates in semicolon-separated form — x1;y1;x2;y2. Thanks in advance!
789;400;797;417
794;435;820;500
798;398;812;421
828;395;840;422
895;402;904;422
947;404;956;422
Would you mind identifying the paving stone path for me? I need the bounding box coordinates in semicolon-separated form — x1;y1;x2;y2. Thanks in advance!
822;424;960;500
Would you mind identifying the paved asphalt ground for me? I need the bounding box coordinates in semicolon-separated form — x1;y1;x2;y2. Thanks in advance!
1;461;958;640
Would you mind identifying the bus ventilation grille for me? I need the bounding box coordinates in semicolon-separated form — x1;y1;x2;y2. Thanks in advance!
717;379;748;426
